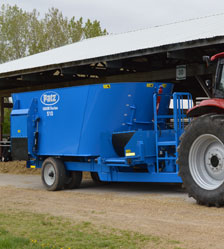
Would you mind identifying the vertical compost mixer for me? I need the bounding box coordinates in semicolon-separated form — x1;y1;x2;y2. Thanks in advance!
10;52;224;207
11;83;193;195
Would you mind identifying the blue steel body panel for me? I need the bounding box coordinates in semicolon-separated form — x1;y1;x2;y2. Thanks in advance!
11;115;28;137
12;86;89;156
124;130;156;163
11;82;173;157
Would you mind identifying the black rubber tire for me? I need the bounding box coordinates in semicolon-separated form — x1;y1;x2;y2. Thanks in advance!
177;114;224;207
41;157;66;191
64;171;82;189
90;172;102;183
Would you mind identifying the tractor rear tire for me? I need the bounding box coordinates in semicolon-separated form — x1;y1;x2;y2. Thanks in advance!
178;114;224;207
41;157;66;191
64;171;82;189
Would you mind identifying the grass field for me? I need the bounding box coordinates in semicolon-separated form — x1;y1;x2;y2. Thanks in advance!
0;210;184;249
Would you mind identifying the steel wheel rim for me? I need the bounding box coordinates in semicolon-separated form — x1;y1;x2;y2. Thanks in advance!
44;163;56;186
189;134;224;190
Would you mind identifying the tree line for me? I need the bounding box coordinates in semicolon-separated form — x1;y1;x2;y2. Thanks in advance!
0;4;108;134
0;4;107;63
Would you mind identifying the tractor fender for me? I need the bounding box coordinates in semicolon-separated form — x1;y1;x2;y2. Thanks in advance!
187;99;224;117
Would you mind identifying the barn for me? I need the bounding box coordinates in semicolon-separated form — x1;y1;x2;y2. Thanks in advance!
0;13;224;144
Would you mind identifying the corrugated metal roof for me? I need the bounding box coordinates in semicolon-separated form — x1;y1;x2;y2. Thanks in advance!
1;13;224;77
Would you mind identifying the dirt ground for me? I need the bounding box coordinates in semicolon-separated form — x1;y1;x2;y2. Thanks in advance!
0;161;40;174
0;161;90;178
0;169;224;249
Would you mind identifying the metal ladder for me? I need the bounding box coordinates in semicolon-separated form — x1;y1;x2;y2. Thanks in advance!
153;92;192;173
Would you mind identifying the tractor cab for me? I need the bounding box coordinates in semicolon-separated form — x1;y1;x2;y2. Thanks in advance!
211;52;224;98
187;52;224;117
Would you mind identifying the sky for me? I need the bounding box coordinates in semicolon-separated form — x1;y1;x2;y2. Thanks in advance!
1;0;224;34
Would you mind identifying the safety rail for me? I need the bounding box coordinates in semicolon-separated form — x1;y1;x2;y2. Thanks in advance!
173;92;193;141
153;92;192;173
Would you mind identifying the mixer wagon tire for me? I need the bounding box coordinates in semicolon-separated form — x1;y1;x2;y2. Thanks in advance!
64;171;82;189
41;157;66;191
178;114;224;207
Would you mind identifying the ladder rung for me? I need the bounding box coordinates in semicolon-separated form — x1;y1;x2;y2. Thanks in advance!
157;141;177;146
157;115;173;119
158;157;176;160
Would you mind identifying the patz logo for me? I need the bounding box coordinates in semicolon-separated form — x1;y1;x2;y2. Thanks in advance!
40;91;60;106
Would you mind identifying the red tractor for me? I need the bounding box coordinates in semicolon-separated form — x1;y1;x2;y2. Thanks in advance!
178;52;224;207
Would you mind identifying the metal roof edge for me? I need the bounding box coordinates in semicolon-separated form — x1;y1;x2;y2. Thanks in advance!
0;36;223;79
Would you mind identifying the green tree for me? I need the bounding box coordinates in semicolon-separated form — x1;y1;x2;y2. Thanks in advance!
3;107;11;135
42;7;69;51
83;19;107;39
0;5;30;62
0;4;108;63
68;17;84;43
27;9;46;55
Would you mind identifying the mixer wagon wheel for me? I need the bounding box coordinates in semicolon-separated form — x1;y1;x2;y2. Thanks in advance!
64;171;82;189
178;114;224;207
41;157;66;191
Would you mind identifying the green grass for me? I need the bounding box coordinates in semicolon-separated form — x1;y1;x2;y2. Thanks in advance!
0;210;183;249
0;227;33;249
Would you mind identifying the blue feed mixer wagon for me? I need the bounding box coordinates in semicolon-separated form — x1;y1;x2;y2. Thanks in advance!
10;82;192;190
